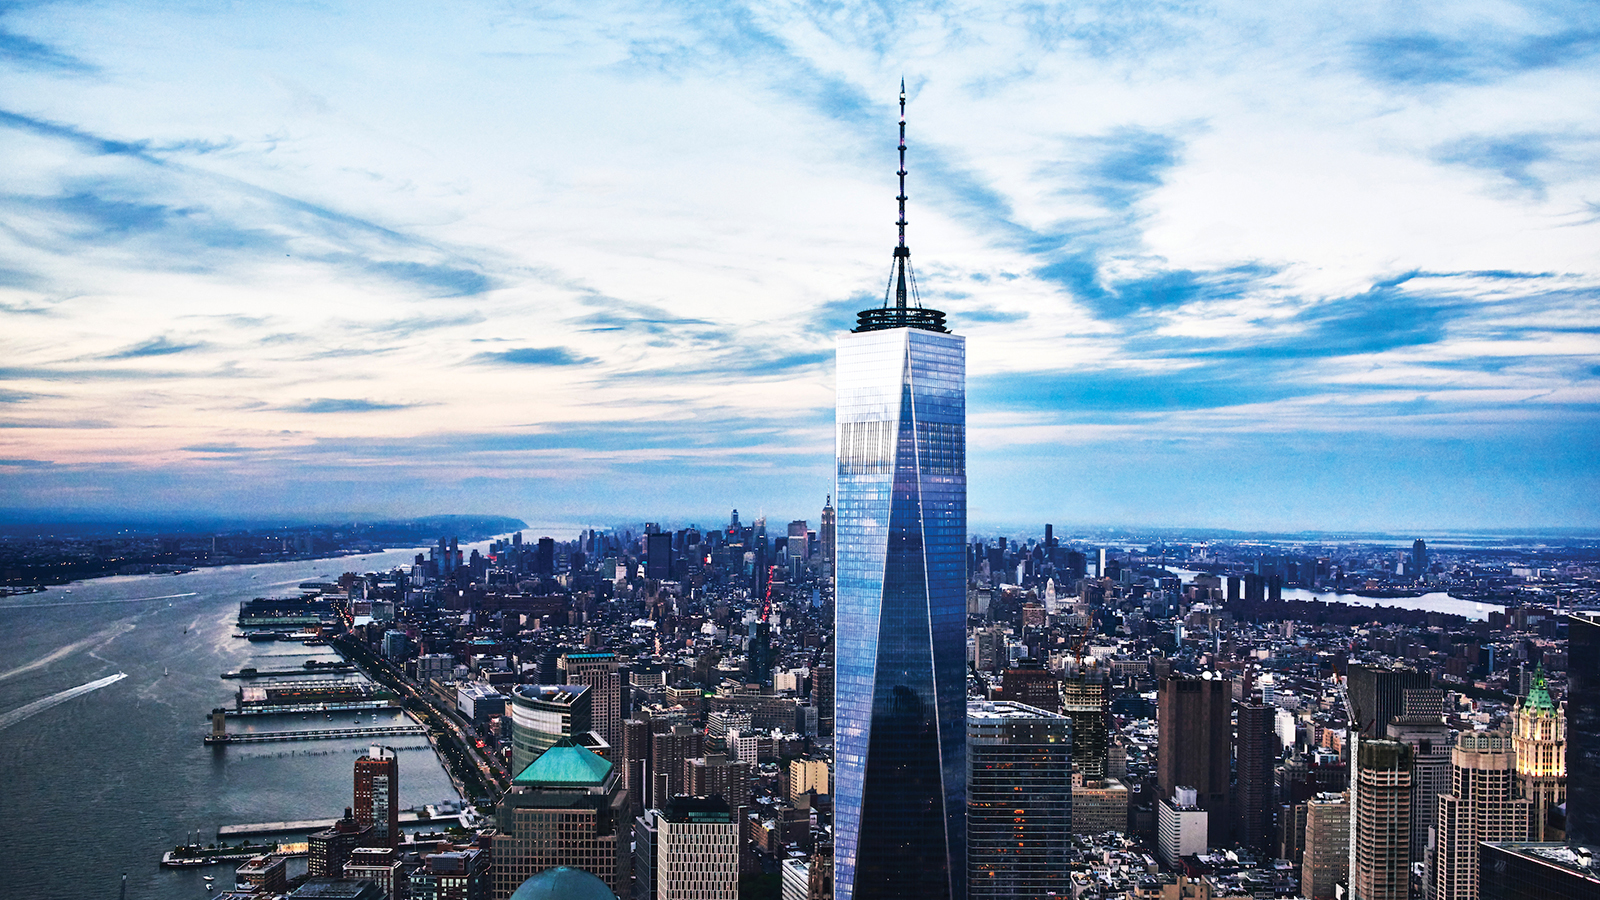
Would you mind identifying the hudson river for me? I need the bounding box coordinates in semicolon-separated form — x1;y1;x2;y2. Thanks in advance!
0;548;465;900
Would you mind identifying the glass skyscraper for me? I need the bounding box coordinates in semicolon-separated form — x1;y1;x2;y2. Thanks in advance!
833;82;966;900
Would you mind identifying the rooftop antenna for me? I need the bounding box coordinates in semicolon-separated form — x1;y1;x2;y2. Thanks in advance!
853;79;948;333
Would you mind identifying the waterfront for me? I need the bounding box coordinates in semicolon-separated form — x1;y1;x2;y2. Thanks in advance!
0;548;476;900
1169;569;1501;620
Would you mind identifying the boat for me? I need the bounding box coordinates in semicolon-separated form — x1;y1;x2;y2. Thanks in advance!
164;667;169;677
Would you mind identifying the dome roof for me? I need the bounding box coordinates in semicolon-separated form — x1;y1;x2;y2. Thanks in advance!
509;866;617;900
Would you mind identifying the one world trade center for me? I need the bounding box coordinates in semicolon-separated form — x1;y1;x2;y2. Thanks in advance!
833;82;966;900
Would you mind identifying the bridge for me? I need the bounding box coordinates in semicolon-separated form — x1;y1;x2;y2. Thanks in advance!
204;724;425;745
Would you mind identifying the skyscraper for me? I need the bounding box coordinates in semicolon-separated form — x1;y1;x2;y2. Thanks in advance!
1565;612;1600;846
1353;739;1412;900
1432;731;1529;900
820;496;836;573
1301;792;1350;900
560;651;626;753
354;746;399;849
1511;667;1565;841
1157;673;1232;846
966;700;1072;900
1347;664;1431;739
835;81;966;900
493;739;630;899
1235;700;1275;852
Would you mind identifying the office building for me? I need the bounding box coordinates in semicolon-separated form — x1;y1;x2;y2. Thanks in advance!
646;532;671;580
1511;668;1565;841
309;809;371;877
354;746;399;849
1479;843;1600;900
650;724;703;808
1061;674;1108;782
1387;715;1454;862
656;796;739;900
1301;792;1349;900
410;848;491;900
1347;664;1430;738
1432;731;1529;900
493;739;630;899
342;847;404;900
1157;673;1231;845
782;858;812;900
834;83;965;900
820;497;836;573
1353;739;1412;900
1071;776;1129;836
1234;700;1275;852
560;652;627;753
967;700;1072;900
510;684;593;778
789;758;831;799
1565;613;1600;845
996;663;1061;713
1157;787;1209;868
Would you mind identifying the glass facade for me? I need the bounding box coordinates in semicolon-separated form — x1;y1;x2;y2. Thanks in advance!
835;327;966;900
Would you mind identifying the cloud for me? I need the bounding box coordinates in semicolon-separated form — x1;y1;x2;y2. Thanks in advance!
98;335;208;360
0;27;96;74
471;347;596;367
1354;28;1600;86
283;399;414;414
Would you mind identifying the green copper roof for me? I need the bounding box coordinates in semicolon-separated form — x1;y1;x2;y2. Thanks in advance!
512;740;612;786
1524;665;1557;714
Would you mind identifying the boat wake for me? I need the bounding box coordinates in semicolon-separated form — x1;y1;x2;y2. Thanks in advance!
0;623;133;683
0;673;129;732
0;591;199;610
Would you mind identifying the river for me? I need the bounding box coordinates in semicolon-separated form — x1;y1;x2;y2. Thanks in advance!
1166;569;1501;620
0;547;477;900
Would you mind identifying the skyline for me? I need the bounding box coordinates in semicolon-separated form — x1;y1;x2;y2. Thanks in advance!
3;1;1599;531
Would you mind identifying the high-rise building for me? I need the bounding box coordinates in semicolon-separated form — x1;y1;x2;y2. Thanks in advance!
1061;674;1108;782
510;684;593;778
820;497;836;573
560;651;626;753
1353;739;1412;900
308;809;371;877
1157;786;1209;868
966;700;1072;900
354;746;399;849
646;532;671;580
1234;700;1275;852
1301;792;1350;900
1511;667;1565;841
1412;539;1428;579
1432;731;1530;900
1157;673;1232;845
1479;843;1600;900
1348;664;1431;738
833;82;966;900
656;796;739;900
1565;612;1600;846
650;724;703;808
1387;715;1454;863
995;663;1061;713
493;739;630;899
832;80;966;896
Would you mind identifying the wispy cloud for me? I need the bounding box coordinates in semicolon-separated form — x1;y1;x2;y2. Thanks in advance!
283;399;414;414
97;335;208;360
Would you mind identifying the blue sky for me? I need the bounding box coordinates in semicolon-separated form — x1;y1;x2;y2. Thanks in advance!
1;0;1597;532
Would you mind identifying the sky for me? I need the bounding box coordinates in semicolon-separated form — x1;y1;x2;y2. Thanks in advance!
1;0;1598;533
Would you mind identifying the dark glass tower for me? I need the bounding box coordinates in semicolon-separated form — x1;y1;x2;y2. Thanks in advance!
1566;612;1600;846
834;81;966;900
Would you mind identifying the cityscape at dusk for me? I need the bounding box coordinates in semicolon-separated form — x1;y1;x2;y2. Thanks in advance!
2;1;1598;530
4;2;1600;900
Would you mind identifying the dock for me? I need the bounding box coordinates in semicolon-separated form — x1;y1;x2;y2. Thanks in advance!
219;811;463;838
223;700;395;717
222;663;353;679
204;723;425;745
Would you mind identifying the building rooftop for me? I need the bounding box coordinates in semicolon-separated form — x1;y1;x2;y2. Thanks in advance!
511;739;612;787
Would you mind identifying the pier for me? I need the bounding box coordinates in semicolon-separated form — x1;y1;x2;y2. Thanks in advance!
218;810;463;839
221;662;353;679
224;700;394;716
203;723;425;745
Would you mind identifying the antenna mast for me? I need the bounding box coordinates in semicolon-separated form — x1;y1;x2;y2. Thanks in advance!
892;78;912;310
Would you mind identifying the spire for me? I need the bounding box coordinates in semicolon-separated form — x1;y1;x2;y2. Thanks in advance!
1524;664;1556;713
854;80;948;334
